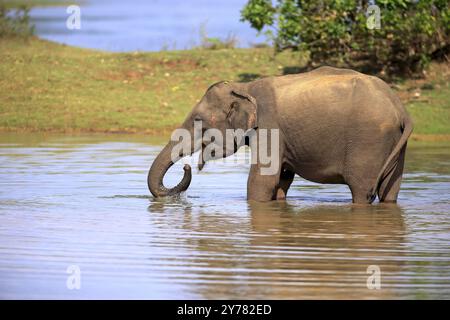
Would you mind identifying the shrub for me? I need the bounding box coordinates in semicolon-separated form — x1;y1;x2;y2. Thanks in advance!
241;0;449;76
0;4;34;38
200;34;237;50
199;23;237;50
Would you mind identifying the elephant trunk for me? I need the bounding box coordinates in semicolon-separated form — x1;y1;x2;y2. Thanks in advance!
148;141;192;197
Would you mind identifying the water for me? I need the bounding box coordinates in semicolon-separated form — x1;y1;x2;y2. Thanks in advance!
29;0;264;52
0;133;449;299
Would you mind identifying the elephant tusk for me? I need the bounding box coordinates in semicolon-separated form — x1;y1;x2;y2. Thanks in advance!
198;143;205;171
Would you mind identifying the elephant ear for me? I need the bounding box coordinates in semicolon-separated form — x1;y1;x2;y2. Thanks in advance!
230;90;258;130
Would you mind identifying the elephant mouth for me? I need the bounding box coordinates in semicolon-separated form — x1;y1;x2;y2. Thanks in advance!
197;137;239;171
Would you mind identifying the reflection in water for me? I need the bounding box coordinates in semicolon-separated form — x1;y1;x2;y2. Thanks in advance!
0;134;449;299
148;200;406;299
247;203;406;299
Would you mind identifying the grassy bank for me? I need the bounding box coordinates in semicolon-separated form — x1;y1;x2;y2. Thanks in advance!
0;37;449;138
2;0;75;9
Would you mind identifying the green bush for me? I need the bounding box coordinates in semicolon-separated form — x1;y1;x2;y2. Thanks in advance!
200;35;238;50
241;0;449;76
0;5;34;38
198;23;237;50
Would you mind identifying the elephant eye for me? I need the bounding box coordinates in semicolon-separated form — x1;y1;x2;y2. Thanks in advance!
226;101;239;118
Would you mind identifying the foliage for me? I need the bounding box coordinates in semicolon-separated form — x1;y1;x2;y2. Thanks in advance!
2;0;72;9
200;35;238;50
241;0;450;75
0;4;34;38
199;23;237;50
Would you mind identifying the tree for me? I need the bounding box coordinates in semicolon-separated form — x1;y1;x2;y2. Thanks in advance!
241;0;449;75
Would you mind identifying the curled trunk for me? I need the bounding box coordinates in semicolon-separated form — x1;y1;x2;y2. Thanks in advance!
147;141;192;197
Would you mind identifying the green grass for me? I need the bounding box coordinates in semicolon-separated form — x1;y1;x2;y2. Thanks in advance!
0;37;305;133
406;83;450;135
0;37;449;136
2;0;76;9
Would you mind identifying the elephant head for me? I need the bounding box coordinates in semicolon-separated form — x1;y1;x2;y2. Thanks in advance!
148;81;258;197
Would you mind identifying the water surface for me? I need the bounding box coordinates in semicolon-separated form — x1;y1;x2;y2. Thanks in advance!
0;133;449;299
29;0;264;51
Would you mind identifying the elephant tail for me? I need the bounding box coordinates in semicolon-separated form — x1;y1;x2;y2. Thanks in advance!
366;115;413;203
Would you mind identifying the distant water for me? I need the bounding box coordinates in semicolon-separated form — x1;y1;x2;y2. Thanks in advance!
28;0;265;52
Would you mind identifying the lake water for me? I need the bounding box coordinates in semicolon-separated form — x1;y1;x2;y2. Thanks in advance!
0;133;449;299
29;0;265;52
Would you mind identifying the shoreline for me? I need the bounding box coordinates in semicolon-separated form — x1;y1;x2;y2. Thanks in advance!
1;37;449;138
1;127;449;142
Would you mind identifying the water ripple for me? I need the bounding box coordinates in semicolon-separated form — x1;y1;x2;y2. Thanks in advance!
0;134;449;299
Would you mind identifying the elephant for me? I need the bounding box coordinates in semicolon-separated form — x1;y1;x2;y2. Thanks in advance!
148;66;413;204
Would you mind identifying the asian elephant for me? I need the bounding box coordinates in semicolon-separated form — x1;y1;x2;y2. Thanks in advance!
147;66;413;203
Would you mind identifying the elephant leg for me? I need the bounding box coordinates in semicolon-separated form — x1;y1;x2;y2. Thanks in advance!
349;181;375;204
247;164;282;202
275;168;295;200
346;160;380;204
378;144;406;203
345;133;399;204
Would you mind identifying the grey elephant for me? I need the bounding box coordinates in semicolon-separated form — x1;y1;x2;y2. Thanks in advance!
148;66;413;203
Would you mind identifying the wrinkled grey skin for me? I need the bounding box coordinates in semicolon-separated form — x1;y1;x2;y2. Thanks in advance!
148;66;413;203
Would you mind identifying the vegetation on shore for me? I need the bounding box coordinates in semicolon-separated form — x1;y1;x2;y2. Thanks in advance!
1;1;448;139
2;0;75;9
0;36;449;138
242;0;449;76
0;37;303;134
